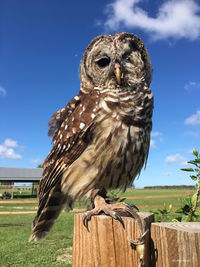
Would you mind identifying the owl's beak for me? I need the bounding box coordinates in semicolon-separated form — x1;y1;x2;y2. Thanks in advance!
115;63;121;85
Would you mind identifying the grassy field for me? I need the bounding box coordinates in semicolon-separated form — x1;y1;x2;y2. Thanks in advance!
0;188;197;266
0;213;73;267
0;188;33;195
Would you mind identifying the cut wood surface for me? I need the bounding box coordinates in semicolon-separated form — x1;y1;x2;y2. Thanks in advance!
73;212;154;267
151;222;200;267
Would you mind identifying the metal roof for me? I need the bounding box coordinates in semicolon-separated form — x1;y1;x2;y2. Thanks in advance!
0;167;43;182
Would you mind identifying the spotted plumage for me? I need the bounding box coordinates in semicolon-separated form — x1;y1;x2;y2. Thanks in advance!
30;32;153;241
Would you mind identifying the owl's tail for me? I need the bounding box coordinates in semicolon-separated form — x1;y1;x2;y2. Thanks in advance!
29;184;73;242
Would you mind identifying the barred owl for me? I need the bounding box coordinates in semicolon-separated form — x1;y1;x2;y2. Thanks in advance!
30;32;153;241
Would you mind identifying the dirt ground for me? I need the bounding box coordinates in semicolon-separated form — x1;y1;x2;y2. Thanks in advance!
0;208;84;215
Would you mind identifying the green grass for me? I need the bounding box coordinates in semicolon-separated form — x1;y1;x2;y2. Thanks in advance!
0;213;74;267
0;201;86;212
119;188;194;197
0;188;194;213
0;204;37;212
0;188;198;266
109;188;195;212
127;197;186;209
0;189;33;195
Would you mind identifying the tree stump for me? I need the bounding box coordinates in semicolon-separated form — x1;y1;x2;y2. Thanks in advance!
150;222;200;267
72;212;154;267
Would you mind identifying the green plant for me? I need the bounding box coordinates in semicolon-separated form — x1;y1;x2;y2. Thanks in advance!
108;190;126;203
154;203;173;222
176;148;200;221
174;196;199;222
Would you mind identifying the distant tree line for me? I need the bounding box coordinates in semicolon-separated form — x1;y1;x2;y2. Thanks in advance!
144;185;195;189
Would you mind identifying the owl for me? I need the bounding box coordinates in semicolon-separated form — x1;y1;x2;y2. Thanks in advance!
30;32;153;241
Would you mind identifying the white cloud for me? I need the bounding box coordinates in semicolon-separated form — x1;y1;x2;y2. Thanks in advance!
152;131;163;141
150;131;163;148
0;138;22;160
150;139;156;148
30;158;41;165
184;110;200;125
165;153;186;164
4;138;18;148
180;160;188;166
184;81;200;92
151;131;162;138
0;85;6;97
104;0;200;41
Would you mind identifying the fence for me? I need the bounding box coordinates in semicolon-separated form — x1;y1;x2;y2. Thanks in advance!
72;213;200;267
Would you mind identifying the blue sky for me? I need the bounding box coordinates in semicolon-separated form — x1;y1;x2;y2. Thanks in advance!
0;0;200;187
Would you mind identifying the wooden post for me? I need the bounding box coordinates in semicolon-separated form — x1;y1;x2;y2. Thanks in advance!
72;212;154;267
150;222;200;267
31;183;34;195
11;185;14;199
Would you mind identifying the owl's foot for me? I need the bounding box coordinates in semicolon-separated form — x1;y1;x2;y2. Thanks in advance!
82;194;142;231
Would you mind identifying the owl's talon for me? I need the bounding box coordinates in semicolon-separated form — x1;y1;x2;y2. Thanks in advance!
139;229;149;242
82;214;89;231
115;214;125;228
82;194;144;232
126;203;139;211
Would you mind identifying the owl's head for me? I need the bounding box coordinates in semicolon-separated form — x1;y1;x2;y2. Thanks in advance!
80;32;152;92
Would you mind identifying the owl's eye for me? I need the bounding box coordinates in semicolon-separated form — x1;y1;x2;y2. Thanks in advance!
95;57;110;68
122;52;131;61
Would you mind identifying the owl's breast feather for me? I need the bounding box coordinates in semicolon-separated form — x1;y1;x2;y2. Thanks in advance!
61;89;152;199
61;111;150;199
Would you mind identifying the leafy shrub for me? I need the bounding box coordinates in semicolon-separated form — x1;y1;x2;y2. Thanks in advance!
155;148;200;222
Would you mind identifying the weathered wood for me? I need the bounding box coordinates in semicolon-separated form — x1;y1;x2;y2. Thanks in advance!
72;212;154;267
150;222;200;267
11;185;14;199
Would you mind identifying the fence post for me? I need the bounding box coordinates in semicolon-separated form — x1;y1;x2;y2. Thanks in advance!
150;222;200;267
11;185;14;199
72;212;154;267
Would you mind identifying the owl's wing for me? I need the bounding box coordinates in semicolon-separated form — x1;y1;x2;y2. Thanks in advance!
30;90;101;240
48;92;82;142
38;89;101;211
